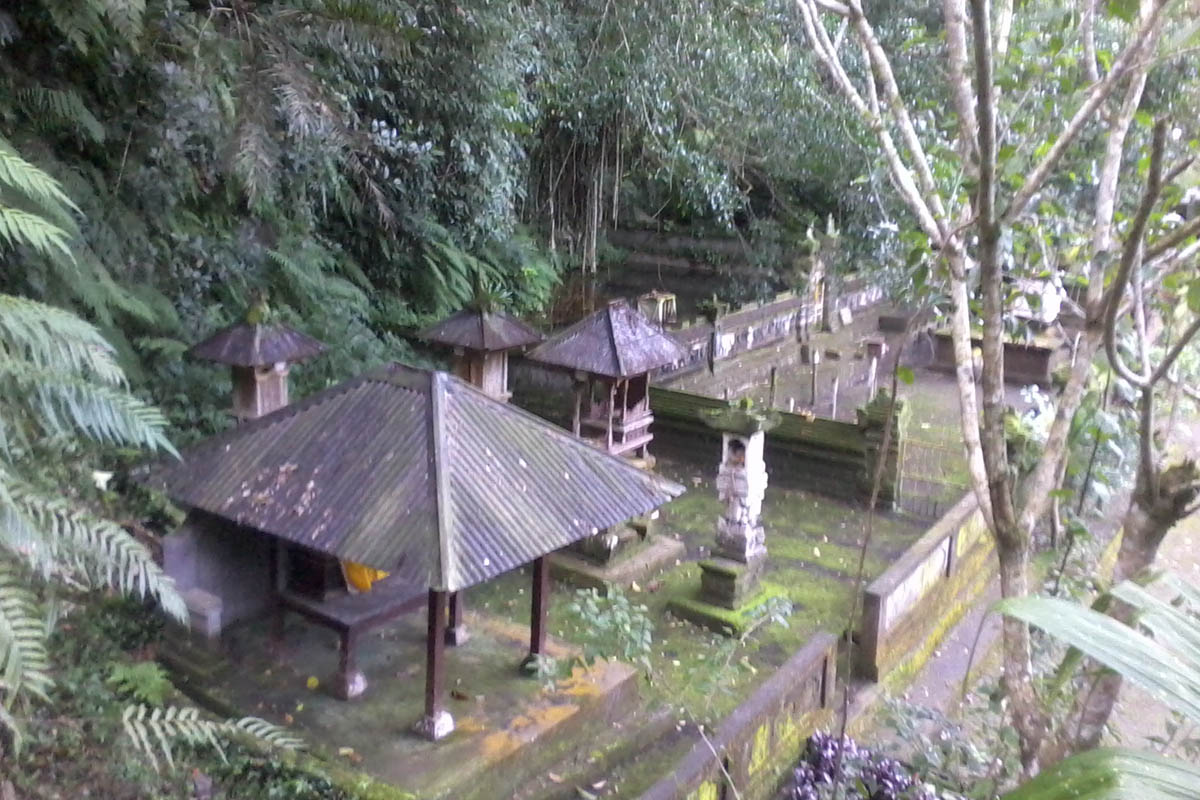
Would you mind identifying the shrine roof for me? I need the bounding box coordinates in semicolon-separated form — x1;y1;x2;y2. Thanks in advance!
418;308;543;352
189;322;327;367
134;363;682;591
525;300;686;379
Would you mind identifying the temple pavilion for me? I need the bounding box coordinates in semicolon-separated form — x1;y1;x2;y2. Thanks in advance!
525;299;685;459
136;363;682;740
418;306;543;403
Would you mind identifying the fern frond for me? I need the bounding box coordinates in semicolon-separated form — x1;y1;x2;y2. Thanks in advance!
0;294;126;386
5;484;186;623
0;560;53;705
0;203;73;261
94;0;145;43
122;704;304;773
276;1;422;60
16;87;106;144
0;137;80;217
231;116;279;209
0;358;174;452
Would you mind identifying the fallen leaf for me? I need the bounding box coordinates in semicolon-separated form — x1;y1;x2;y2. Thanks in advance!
306;676;320;690
591;780;607;790
283;714;294;725
547;772;563;784
630;581;641;592
450;689;471;701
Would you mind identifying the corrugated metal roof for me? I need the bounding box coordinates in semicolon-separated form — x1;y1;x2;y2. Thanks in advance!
134;363;683;591
189;323;327;367
526;300;686;378
418;309;543;352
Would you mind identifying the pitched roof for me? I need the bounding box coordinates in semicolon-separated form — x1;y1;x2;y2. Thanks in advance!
189;323;327;367
525;300;686;378
134;363;683;592
418;309;543;352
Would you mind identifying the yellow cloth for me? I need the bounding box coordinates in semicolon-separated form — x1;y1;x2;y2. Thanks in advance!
342;561;389;593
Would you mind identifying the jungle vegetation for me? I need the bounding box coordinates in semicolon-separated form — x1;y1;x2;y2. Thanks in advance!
2;0;1200;798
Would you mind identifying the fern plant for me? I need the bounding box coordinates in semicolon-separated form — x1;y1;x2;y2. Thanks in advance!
122;704;304;774
0;143;183;756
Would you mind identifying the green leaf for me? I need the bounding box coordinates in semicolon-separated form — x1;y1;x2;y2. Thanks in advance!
1000;747;1200;800
996;594;1200;723
897;366;915;385
1104;0;1137;23
1186;280;1200;314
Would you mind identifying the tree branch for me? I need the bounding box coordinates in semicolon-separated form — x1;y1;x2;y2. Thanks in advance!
1002;0;1168;224
944;0;980;165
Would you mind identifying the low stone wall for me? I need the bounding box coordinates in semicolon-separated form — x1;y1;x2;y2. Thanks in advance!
649;387;903;506
856;492;994;681
640;632;838;800
658;283;884;381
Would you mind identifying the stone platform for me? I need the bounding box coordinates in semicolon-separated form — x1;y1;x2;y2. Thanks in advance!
549;534;686;592
176;610;640;800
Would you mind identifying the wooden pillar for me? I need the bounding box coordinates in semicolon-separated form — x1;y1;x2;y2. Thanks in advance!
572;379;584;437
529;557;549;659
416;589;454;740
446;590;468;646
606;381;616;452
270;539;286;642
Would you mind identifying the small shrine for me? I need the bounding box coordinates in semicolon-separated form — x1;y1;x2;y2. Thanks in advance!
637;290;678;328
189;305;327;420
526;299;685;459
418;304;542;402
137;364;682;739
668;400;781;635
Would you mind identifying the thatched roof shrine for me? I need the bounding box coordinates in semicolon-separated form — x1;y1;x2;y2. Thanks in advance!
418;308;542;353
189;322;327;367
135;363;682;592
526;299;685;379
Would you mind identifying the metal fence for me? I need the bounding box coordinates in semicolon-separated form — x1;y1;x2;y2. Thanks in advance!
898;439;970;521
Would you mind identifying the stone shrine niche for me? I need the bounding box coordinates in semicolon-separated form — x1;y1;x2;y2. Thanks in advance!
715;432;768;562
231;362;289;421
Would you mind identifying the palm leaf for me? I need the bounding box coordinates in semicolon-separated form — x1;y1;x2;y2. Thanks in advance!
995;594;1200;724
0;358;174;453
122;704;304;773
4;482;186;624
16;87;106;144
0;293;126;386
0;137;80;216
999;748;1200;800
0;560;53;706
0;203;73;261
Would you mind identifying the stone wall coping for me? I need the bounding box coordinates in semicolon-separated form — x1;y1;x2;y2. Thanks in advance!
639;631;837;800
865;492;979;599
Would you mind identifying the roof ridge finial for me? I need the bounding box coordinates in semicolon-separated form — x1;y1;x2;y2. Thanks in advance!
245;289;272;327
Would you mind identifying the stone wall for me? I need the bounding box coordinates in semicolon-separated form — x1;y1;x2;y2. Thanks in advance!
856;492;994;681
929;332;1057;387
162;510;275;634
649;387;904;507
658;282;884;382
640;632;838;800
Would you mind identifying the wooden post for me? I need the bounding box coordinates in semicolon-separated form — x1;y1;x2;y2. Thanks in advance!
416;589;453;740
446;591;468;646
868;356;879;401
606;382;616;452
529;557;549;659
572;379;584;437
810;356;819;406
831;374;840;419
768;367;777;409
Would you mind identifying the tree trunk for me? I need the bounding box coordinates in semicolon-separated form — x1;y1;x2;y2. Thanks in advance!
1066;458;1200;752
996;542;1047;772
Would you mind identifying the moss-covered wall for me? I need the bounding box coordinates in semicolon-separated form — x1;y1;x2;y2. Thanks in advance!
640;633;838;800
857;493;995;681
650;387;901;505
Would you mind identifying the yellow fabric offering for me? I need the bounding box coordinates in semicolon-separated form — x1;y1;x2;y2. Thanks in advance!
342;561;389;593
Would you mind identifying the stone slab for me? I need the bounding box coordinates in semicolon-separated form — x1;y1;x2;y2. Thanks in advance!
698;556;765;609
666;583;785;638
550;534;686;592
